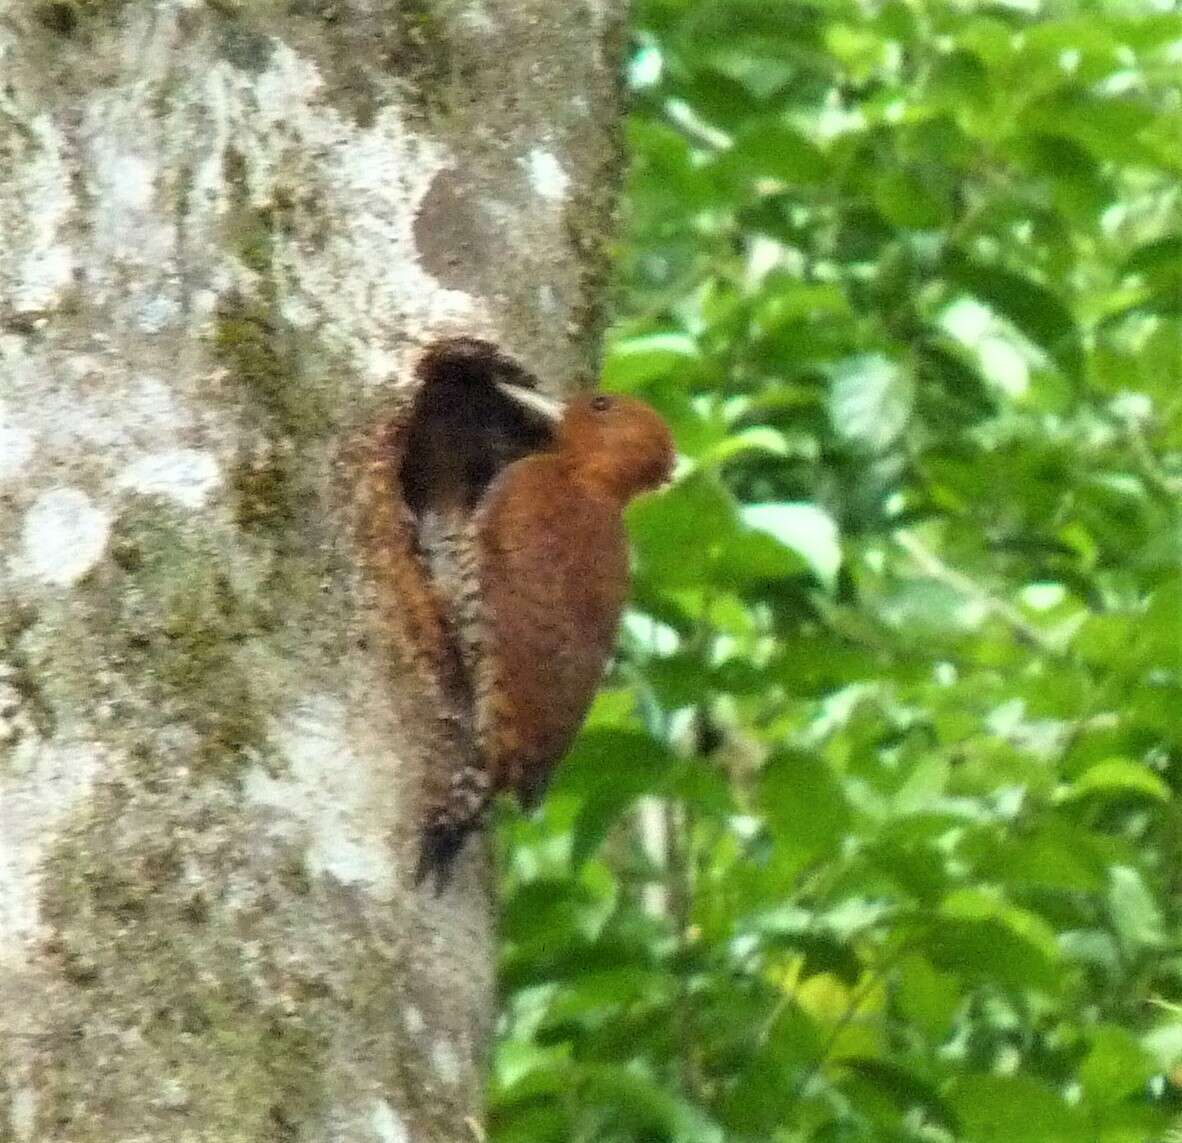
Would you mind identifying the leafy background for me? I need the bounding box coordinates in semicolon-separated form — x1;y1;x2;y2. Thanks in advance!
492;1;1182;1140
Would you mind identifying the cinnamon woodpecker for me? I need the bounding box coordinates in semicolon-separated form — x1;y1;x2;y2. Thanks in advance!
418;384;675;878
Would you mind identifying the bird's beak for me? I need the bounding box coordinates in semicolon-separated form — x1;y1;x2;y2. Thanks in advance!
495;380;565;424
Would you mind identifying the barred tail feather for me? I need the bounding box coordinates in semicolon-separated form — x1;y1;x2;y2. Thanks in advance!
415;762;492;892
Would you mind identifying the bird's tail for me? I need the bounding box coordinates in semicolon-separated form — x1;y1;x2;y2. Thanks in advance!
415;762;492;892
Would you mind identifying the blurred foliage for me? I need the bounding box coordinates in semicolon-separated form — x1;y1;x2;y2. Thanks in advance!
492;1;1182;1140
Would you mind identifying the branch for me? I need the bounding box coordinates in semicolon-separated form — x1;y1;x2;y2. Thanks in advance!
893;531;1064;657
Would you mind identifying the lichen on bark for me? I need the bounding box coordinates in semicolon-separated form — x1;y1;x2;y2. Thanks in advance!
1;0;626;1138
37;782;333;1140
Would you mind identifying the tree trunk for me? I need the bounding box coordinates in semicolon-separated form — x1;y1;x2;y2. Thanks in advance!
0;2;624;1138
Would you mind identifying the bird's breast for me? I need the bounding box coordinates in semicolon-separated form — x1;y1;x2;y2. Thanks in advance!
474;460;631;789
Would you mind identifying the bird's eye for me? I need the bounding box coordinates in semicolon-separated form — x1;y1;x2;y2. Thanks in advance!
590;395;612;412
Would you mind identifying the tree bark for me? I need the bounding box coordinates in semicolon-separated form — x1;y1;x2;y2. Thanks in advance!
0;1;624;1139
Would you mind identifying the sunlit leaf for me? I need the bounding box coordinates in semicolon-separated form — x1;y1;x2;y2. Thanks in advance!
1058;759;1171;805
1108;866;1166;953
943;248;1084;379
603;331;701;388
742;502;842;587
827;353;915;453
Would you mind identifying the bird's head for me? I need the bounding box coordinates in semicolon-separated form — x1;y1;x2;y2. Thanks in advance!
497;384;675;502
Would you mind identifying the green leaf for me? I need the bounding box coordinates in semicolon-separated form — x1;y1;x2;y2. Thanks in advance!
947;1075;1082;1143
713;526;809;586
828;353;915;453
940;888;1059;963
544;968;672;1022
628;472;738;588
741;502;842;587
491;1039;572;1099
578;1065;725;1143
874;168;951;230
943;249;1084;379
841;1057;954;1129
1108;866;1165;953
753;281;850;336
1141;581;1182;667
1018;19;1123;84
699;425;791;466
701;46;794;101
1144;1018;1182;1072
1059;758;1171;805
926;48;990;112
759;750;851;859
896;953;961;1040
501;878;601;950
641;652;706;708
603;331;701;388
715;117;829;188
1022;90;1158;167
557;730;676;867
626;117;718;210
967;819;1109;893
926;916;1058;993
662;758;736;817
1080;1025;1156;1105
1124;236;1182;282
718;1003;824;1132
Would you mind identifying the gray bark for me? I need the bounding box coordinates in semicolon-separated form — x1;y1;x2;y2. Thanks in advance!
0;1;624;1139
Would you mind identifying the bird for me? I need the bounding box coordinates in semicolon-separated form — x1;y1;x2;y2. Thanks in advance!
416;381;676;881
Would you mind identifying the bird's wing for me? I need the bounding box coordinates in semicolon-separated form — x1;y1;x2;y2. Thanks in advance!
473;456;629;802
